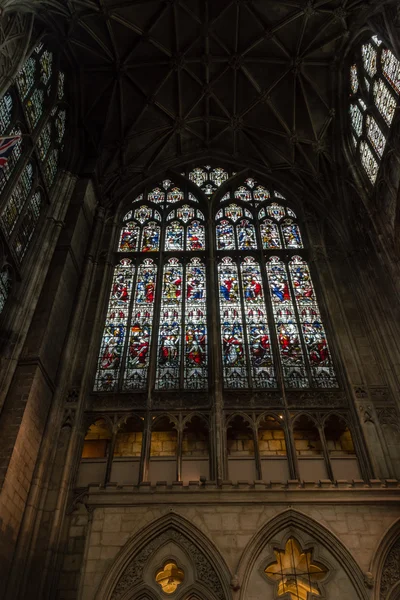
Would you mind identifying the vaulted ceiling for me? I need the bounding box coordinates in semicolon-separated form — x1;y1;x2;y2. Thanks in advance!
33;0;398;203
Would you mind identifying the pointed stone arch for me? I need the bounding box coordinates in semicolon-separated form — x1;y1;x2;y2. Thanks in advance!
236;508;369;600
370;517;400;600
94;512;232;600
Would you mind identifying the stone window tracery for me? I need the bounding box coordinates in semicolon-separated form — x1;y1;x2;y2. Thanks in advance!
349;35;400;185
0;41;68;314
94;173;338;393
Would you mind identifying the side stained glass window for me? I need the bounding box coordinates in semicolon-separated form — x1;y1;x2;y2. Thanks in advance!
219;257;248;388
94;259;134;392
289;257;337;387
185;257;208;388
349;35;400;184
266;256;308;388
0;93;13;133
123;259;157;390
156;258;183;389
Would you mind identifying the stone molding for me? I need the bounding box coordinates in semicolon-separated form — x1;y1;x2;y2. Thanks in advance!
94;513;232;600
235;508;369;600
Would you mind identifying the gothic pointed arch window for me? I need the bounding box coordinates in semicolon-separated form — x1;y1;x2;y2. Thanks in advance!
94;172;338;394
349;35;400;184
0;39;69;314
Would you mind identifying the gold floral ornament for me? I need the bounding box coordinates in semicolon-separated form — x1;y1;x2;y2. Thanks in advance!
265;538;328;600
155;561;185;594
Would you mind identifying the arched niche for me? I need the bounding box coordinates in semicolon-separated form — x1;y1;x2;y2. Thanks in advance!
76;417;112;487
292;414;327;481
181;415;210;484
226;414;256;483
323;414;361;481
257;414;289;482
110;416;144;485
369;518;400;600
149;415;178;484
94;513;231;600
236;509;368;600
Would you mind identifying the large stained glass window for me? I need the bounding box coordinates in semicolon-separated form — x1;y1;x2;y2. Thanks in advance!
0;40;68;315
216;180;337;390
349;36;400;185
95;174;338;394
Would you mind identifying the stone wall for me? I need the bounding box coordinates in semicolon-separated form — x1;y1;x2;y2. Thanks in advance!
57;497;400;600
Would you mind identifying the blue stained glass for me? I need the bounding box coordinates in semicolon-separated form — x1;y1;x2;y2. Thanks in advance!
118;222;140;252
165;221;184;251
281;219;303;249
234;186;252;202
241;257;276;387
266;256;308;388
216;220;235;250
187;220;205;250
123;258;157;390
141;222;160;252
94;259;134;391
237;219;257;250
185;257;208;388
266;203;285;221
260;219;281;249
218;257;248;388
177;205;194;222
148;187;164;204
289;256;337;387
156;258;183;389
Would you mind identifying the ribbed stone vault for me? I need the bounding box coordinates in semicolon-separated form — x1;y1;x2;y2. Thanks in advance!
13;0;400;203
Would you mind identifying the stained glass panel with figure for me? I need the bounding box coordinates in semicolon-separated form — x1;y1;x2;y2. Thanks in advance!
94;260;134;392
216;220;235;250
118;222;140;252
123;259;157;390
281;219;303;249
289;256;337;387
219;257;248;388
362;42;377;78
350;64;359;94
37;121;52;161
260;220;282;249
26;88;44;129
360;140;378;184
237;219;257;250
0;93;12;133
0;163;33;235
266;256;308;388
187;220;205;250
366;114;386;158
349;103;363;137
165;221;184;251
381;48;400;94
240;257;275;387
185;258;208;388
373;79;397;126
44;148;59;188
142;222;160;252
156;258;183;389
